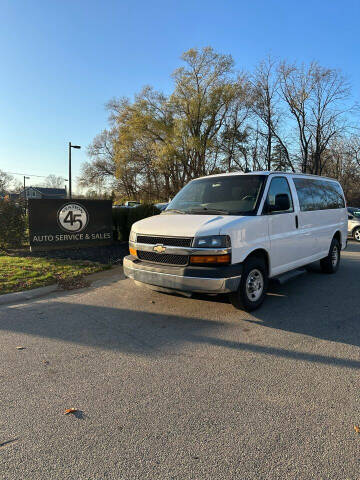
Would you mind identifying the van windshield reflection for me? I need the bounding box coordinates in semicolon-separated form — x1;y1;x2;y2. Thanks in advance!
164;175;266;215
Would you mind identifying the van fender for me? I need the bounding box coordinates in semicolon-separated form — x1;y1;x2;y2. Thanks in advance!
235;245;271;275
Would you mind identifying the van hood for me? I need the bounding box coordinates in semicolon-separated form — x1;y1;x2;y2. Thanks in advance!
132;213;243;238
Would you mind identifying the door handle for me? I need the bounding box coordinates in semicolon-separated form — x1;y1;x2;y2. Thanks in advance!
295;215;299;229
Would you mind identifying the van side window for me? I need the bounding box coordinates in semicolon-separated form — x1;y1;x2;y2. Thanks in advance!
311;180;328;210
326;181;345;208
293;178;315;211
294;178;345;211
264;177;294;214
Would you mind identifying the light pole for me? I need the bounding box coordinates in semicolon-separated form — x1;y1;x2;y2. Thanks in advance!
63;179;68;197
23;176;30;213
23;176;30;198
68;142;81;198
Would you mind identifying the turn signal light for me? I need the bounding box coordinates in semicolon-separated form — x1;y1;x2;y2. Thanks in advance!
129;247;137;257
190;254;230;265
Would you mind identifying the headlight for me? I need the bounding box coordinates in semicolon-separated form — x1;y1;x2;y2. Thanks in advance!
193;235;230;248
129;230;137;242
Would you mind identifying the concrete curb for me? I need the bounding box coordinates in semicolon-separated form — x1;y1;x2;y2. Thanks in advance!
0;265;125;306
0;284;59;305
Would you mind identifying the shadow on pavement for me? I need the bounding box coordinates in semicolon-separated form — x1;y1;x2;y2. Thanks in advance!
186;241;360;350
0;299;359;370
0;242;358;369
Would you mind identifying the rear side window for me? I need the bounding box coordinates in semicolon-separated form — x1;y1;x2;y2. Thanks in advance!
293;178;345;211
326;181;345;208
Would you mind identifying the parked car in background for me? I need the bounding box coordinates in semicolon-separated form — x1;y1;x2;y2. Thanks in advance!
124;171;347;311
154;202;168;211
347;207;360;242
113;201;141;209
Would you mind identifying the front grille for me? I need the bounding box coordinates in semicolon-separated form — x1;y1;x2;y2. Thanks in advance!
137;235;192;247
137;250;188;266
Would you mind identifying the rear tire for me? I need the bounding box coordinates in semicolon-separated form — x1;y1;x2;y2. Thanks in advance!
320;238;340;274
353;227;360;243
229;257;268;311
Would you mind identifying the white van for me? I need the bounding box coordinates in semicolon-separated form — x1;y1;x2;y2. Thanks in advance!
124;172;347;311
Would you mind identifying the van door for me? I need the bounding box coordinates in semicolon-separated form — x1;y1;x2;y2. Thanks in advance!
263;176;303;276
291;177;320;258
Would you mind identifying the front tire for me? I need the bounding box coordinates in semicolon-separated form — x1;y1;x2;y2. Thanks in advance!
320;238;340;273
353;227;360;243
229;257;268;311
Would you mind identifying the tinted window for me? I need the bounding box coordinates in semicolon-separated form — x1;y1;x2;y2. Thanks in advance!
312;180;329;210
293;178;316;211
294;177;345;211
314;180;345;209
265;177;294;214
330;182;345;208
324;181;339;209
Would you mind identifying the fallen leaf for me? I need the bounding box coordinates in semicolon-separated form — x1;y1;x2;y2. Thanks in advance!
354;425;360;433
0;438;18;448
64;408;78;415
16;346;25;350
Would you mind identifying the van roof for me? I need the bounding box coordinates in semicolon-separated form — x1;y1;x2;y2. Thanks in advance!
196;171;338;182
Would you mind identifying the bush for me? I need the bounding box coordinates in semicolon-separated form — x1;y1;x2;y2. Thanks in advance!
0;200;27;249
112;204;160;241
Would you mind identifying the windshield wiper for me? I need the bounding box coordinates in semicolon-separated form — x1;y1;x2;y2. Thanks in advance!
162;209;187;214
188;207;230;215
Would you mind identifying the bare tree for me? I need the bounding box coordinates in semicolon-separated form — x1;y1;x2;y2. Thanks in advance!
44;174;66;188
10;178;22;193
278;61;314;172
0;170;13;196
79;129;116;186
309;65;351;174
322;137;360;202
251;56;294;171
347;135;360;168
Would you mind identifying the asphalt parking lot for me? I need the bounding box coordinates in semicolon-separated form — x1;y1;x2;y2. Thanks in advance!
1;241;360;479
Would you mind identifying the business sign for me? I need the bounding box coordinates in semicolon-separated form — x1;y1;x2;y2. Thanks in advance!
28;199;113;250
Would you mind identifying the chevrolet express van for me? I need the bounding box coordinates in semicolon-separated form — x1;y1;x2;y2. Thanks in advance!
124;172;347;311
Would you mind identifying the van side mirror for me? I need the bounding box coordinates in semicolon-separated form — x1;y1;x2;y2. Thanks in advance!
268;193;291;213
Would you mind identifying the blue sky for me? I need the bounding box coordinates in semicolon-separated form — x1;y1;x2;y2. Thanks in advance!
1;0;359;190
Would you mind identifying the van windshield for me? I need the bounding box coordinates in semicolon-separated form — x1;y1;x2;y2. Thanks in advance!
165;175;266;215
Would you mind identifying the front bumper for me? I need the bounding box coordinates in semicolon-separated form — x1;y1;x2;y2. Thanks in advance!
123;255;242;294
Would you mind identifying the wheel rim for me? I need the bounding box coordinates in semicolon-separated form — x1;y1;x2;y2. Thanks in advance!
331;245;339;267
355;229;360;241
246;269;264;302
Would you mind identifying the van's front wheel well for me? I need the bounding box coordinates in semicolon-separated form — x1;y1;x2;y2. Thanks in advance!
244;249;270;275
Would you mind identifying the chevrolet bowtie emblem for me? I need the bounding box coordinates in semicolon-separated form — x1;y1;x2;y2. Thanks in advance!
153;244;166;254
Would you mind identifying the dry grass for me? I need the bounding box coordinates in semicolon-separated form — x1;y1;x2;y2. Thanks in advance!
0;255;109;295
